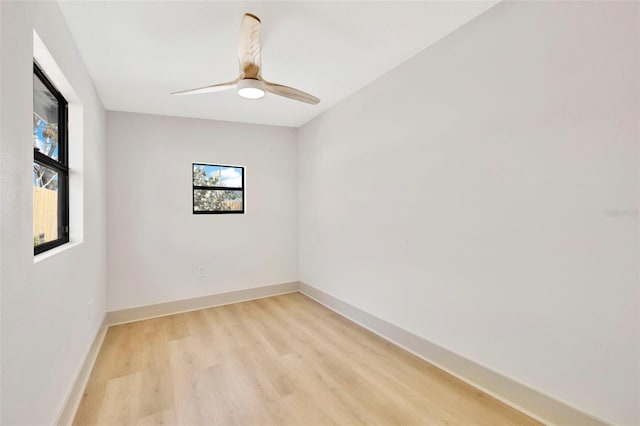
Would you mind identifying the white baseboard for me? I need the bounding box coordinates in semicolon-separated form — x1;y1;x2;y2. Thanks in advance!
106;281;299;325
299;282;607;426
55;317;108;426
55;281;606;426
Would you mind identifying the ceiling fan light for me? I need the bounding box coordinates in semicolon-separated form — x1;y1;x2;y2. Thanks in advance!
237;79;265;99
238;87;265;99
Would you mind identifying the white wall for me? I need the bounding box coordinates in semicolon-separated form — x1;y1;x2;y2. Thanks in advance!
298;2;639;425
106;112;297;311
0;2;107;425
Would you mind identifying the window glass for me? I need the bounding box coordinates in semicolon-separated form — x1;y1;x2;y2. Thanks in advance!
33;163;60;246
33;63;68;254
33;74;60;161
192;163;244;214
193;164;243;188
193;189;244;212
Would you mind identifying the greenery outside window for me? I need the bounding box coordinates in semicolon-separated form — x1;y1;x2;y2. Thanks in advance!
193;163;244;214
33;62;69;254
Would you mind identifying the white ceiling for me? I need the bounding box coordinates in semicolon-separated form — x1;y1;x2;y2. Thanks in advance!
58;1;497;128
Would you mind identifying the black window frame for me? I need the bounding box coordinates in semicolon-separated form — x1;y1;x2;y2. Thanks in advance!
33;62;69;255
192;163;245;215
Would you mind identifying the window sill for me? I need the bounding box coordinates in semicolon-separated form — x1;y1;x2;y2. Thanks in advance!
34;240;83;264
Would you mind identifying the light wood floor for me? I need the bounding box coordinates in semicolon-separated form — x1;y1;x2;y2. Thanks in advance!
74;292;540;426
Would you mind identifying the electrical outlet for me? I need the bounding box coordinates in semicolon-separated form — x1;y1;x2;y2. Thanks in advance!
197;265;206;278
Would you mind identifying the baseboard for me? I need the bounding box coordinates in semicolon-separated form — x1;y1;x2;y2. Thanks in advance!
55;316;108;426
298;282;607;426
56;281;605;426
106;281;300;325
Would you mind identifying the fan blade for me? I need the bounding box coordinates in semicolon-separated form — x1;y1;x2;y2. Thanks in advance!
170;80;238;96
262;80;320;105
239;13;262;79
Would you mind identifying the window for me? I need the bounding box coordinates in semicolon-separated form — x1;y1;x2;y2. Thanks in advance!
193;163;244;214
33;62;69;254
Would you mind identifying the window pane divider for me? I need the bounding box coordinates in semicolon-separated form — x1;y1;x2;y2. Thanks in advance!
34;151;68;173
192;185;243;191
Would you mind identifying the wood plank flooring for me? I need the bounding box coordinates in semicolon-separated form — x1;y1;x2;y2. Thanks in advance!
73;292;540;425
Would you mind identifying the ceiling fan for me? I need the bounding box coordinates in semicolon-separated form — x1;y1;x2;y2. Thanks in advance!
171;13;320;105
